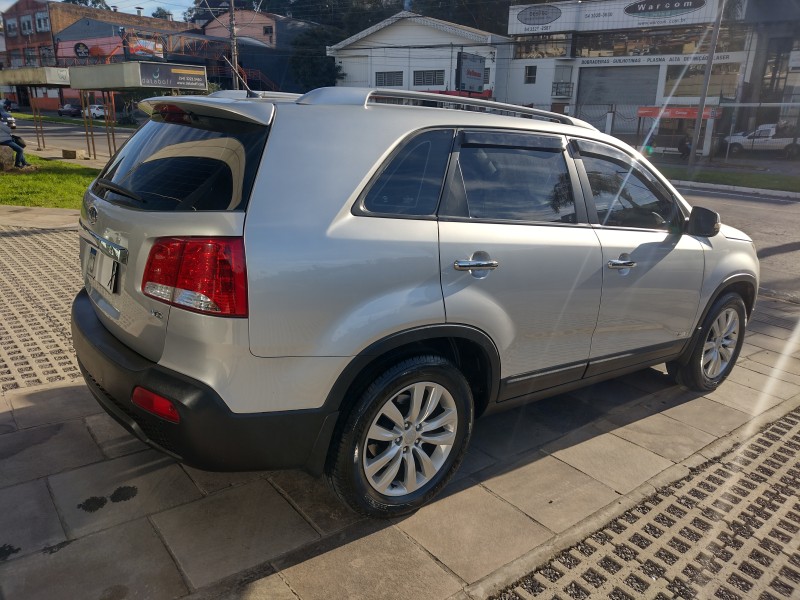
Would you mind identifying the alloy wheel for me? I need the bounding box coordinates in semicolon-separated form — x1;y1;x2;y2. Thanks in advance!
702;307;740;379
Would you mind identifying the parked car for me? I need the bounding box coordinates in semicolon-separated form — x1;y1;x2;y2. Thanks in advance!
84;104;105;119
0;110;16;129
723;122;800;159
72;87;759;518
58;104;82;117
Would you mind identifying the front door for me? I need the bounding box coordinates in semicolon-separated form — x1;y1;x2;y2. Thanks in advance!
572;139;704;373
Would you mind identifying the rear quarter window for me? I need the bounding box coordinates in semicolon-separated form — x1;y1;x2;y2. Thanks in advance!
94;112;268;211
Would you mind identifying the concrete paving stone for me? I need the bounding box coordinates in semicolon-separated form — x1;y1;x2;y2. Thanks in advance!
152;479;319;589
724;366;800;401
567;378;653;414
0;479;65;562
483;453;620;534
0;395;16;434
746;332;800;355
647;395;752;437
602;412;716;463
395;480;552;583
738;342;766;358
453;445;496;482
7;382;101;429
182;464;266;495
0;519;187;600
268;469;363;534
84;412;148;459
742;357;800;386
0;421;103;488
276;522;462;600
747;320;795;341
748;349;800;377
552;431;674;495
471;404;562;460
616;367;676;394
48;449;202;538
702;379;786;416
526;393;608;436
190;573;298;600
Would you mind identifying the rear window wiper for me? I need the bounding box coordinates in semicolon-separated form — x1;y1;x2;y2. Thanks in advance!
94;178;145;203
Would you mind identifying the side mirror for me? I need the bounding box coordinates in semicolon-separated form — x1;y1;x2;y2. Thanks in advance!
686;206;721;237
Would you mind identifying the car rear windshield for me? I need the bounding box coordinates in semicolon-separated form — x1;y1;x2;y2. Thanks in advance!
93;112;268;211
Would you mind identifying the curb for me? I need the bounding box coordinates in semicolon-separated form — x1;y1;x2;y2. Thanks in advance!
671;179;800;200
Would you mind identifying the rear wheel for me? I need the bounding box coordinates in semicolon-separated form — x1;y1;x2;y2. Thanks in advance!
667;292;746;391
785;144;799;160
327;355;473;518
729;143;743;156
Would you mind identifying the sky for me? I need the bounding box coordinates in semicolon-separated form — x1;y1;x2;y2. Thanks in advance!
0;0;198;21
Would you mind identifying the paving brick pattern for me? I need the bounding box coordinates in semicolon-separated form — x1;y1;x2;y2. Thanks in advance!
0;227;82;391
489;408;800;600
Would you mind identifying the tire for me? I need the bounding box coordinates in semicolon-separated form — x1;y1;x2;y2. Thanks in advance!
728;143;743;156
667;292;746;392
785;144;799;160
327;355;474;518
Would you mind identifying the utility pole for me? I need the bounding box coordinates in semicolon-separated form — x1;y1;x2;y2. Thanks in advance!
230;2;240;90
688;0;726;168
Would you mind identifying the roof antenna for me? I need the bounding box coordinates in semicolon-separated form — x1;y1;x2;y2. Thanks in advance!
222;56;259;98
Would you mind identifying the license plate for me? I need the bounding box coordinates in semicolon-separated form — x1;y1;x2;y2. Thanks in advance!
87;246;119;294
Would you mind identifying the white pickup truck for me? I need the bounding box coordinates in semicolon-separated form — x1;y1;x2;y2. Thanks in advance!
723;123;799;159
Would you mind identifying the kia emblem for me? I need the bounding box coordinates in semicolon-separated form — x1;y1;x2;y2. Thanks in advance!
88;205;98;224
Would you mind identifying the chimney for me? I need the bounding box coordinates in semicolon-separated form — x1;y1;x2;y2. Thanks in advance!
135;6;143;16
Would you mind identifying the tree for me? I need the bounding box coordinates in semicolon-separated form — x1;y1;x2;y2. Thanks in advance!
151;6;171;19
289;26;345;91
62;0;111;9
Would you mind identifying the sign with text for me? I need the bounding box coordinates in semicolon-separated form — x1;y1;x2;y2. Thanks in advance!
139;63;207;90
509;0;720;35
637;106;720;119
576;51;745;67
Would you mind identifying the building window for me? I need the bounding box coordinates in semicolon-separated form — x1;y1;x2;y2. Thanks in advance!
413;70;444;86
524;66;537;84
40;46;55;66
5;18;18;37
263;25;273;35
24;48;38;66
483;68;490;84
35;11;50;33
20;15;33;35
376;71;403;87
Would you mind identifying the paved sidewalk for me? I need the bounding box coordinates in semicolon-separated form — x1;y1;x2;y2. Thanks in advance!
0;219;798;600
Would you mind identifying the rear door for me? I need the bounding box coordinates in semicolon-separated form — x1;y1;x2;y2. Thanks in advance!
438;130;603;400
79;100;271;361
571;139;704;373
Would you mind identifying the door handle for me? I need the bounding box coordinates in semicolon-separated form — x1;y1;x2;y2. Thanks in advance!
454;259;499;272
607;259;637;269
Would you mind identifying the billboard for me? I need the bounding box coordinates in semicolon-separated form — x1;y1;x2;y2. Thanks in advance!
509;0;720;35
139;63;207;90
456;52;486;92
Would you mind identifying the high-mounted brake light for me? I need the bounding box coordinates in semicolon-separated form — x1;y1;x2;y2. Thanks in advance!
153;103;191;124
142;237;248;317
131;387;181;423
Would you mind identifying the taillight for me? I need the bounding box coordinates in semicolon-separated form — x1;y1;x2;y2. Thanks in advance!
131;387;180;423
142;237;247;317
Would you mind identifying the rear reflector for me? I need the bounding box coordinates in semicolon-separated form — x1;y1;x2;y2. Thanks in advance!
131;387;180;423
142;237;247;317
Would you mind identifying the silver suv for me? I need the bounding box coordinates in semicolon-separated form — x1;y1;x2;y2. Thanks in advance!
72;88;759;517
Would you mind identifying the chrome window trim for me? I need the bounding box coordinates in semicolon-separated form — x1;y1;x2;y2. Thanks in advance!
80;220;129;265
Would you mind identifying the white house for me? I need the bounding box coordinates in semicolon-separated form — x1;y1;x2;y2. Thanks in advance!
327;11;511;99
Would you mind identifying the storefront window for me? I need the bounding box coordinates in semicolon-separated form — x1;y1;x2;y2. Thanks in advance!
515;34;570;59
665;63;740;98
574;25;747;58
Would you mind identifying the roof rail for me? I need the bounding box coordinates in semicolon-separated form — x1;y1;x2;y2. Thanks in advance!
209;89;302;101
296;87;596;130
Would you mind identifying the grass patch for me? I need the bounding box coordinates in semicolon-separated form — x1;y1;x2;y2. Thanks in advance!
11;112;138;129
659;165;800;193
0;156;99;209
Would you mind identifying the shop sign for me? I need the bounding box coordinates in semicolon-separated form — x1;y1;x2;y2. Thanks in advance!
509;0;719;35
576;51;744;66
139;63;207;90
637;106;720;119
456;52;485;92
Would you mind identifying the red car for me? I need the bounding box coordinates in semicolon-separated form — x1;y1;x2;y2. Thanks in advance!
58;104;82;117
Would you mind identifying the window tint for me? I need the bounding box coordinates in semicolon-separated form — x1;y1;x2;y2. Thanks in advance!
94;113;268;211
362;129;453;216
457;145;576;223
581;155;677;230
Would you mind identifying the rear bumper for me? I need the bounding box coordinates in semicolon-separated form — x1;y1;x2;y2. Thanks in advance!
71;289;338;473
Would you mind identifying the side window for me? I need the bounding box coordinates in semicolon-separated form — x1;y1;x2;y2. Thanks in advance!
362;129;453;216
580;155;677;230
456;143;576;224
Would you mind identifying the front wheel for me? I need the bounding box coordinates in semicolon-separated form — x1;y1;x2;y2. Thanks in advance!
327;355;474;518
728;143;743;156
667;292;746;391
